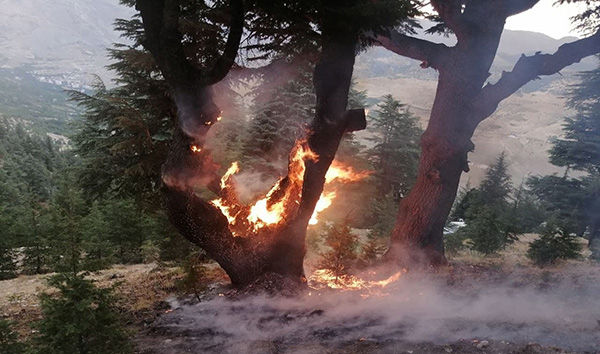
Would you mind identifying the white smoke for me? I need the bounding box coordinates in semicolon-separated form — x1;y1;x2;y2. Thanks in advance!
138;268;600;354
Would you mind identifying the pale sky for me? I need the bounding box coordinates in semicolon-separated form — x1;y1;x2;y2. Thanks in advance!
505;0;588;39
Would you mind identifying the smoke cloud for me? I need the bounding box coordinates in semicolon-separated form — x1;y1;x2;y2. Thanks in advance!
138;267;600;354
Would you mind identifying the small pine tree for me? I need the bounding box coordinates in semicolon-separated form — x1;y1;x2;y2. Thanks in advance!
461;153;515;255
33;273;132;354
464;206;509;255
444;230;467;255
527;221;582;266
358;237;386;267
0;239;17;280
176;249;211;301
318;221;358;277
0;319;27;354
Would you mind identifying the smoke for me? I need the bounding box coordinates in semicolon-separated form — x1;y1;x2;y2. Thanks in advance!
232;170;279;203
139;268;600;354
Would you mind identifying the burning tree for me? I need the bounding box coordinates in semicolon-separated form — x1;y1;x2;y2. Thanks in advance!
133;0;418;288
376;0;600;267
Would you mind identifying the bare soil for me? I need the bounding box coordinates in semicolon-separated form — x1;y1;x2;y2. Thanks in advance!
2;242;599;354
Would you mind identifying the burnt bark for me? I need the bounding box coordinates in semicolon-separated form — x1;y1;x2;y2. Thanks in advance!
135;0;363;287
269;14;362;278
379;0;600;267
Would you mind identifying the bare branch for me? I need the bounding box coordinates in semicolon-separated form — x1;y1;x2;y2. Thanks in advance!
376;31;450;70
472;29;600;123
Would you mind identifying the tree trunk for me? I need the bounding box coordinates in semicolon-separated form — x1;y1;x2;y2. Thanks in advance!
385;14;505;266
138;0;364;288
269;28;361;277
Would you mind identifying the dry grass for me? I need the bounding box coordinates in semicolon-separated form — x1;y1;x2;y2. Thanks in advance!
450;233;593;269
0;264;181;338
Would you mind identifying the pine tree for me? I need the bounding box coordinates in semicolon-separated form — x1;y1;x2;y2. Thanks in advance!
527;220;582;266
0;237;17;280
368;94;422;198
318;221;359;277
70;14;174;209
33;273;132;354
0;319;27;354
367;94;422;235
461;153;514;255
80;204;114;271
527;60;600;260
242;71;314;174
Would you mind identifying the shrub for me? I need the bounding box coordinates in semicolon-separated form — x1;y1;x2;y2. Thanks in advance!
444;229;467;255
33;273;132;354
527;222;582;266
0;319;27;354
318;221;358;277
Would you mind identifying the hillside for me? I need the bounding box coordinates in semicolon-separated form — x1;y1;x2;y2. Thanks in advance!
354;25;596;184
0;1;595;182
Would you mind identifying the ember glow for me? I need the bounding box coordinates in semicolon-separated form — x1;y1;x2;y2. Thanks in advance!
210;140;370;235
308;269;404;295
190;145;202;153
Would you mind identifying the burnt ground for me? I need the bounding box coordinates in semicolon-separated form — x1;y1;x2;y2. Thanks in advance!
134;262;600;354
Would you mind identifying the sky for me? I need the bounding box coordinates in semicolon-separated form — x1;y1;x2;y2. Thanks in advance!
505;0;588;39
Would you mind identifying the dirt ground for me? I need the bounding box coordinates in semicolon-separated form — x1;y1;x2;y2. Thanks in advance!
133;260;600;354
2;237;599;354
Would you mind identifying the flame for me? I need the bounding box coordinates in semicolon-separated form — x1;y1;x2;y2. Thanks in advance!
190;145;202;153
216;115;222;122
326;161;373;183
370;271;403;287
211;198;238;225
220;162;239;189
308;269;403;295
309;191;335;225
210;139;371;235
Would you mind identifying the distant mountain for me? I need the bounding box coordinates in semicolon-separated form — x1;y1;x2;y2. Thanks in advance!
0;2;595;183
0;0;134;88
355;26;595;92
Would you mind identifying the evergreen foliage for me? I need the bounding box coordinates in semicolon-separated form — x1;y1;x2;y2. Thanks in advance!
0;319;27;354
318;221;359;277
458;153;515;255
32;273;132;354
367;94;422;236
527;221;582;266
0;238;17;280
530;59;600;259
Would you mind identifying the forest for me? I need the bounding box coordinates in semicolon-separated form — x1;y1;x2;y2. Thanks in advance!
1;0;600;353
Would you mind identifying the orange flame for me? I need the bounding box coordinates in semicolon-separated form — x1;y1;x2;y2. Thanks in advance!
309;191;335;225
220;162;239;189
326;161;373;183
308;269;403;295
210;140;371;235
190;145;202;153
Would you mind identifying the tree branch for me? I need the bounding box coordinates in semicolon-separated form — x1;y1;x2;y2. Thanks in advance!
376;31;450;70
472;29;600;124
208;0;245;84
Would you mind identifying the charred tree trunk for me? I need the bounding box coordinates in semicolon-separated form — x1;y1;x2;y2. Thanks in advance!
136;0;364;287
379;0;600;267
269;14;362;278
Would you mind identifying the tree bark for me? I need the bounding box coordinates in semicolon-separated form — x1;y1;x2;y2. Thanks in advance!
380;0;600;267
270;24;361;277
136;0;363;287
